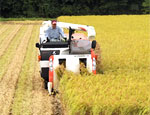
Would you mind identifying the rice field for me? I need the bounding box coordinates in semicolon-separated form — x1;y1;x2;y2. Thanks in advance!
0;15;149;115
58;15;150;115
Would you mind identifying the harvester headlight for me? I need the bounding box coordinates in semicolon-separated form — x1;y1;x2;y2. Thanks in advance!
93;58;96;61
93;62;96;66
49;62;52;67
50;67;53;71
50;58;52;62
49;62;53;71
92;66;96;70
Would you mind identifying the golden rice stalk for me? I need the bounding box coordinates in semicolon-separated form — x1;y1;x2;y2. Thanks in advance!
95;42;103;74
80;62;90;76
55;64;65;80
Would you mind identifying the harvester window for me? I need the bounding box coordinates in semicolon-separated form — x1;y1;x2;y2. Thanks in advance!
59;59;66;68
79;58;87;67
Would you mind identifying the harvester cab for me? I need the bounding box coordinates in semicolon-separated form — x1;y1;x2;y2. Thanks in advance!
36;21;97;95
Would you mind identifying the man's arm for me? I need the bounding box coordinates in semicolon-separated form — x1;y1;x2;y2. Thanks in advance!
58;27;67;38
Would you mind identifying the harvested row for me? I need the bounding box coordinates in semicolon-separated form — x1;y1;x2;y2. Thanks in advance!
0;25;17;44
0;24;9;35
0;24;6;32
0;25;33;115
10;25;53;115
10;25;38;114
0;26;27;81
0;25;22;57
31;61;53;115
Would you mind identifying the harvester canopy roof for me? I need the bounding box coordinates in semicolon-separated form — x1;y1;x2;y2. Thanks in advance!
42;21;96;39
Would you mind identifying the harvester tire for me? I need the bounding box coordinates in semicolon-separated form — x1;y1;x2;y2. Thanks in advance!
92;40;96;49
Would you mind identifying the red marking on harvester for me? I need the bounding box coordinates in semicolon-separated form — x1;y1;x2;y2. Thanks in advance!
91;49;96;74
79;27;86;31
38;55;41;61
49;55;54;88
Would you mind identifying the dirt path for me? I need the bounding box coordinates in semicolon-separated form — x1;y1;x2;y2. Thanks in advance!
31;61;53;115
0;25;33;114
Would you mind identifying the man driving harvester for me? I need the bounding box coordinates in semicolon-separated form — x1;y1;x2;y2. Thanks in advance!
45;20;67;42
36;20;97;95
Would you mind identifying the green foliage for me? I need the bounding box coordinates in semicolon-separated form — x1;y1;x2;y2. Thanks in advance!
0;0;147;18
142;0;150;14
0;17;55;21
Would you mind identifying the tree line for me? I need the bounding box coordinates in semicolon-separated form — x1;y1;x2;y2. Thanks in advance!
0;0;149;18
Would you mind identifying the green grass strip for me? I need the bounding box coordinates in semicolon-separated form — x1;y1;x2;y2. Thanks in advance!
11;25;39;115
0;17;56;21
0;25;28;81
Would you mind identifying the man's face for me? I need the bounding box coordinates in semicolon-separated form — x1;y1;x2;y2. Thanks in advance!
52;24;56;29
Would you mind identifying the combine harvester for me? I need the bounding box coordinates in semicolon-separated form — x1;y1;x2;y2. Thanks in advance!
36;21;97;95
